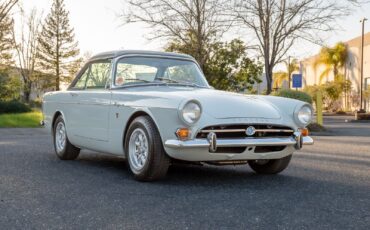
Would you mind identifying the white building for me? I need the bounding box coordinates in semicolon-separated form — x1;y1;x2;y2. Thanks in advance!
301;32;370;111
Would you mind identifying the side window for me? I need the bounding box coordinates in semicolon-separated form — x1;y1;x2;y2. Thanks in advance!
72;67;90;89
86;62;112;89
70;60;112;90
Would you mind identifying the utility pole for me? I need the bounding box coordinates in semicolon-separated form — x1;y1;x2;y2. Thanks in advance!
288;56;291;89
360;18;367;112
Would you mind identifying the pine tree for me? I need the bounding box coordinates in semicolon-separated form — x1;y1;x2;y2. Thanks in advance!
0;0;17;66
38;0;80;91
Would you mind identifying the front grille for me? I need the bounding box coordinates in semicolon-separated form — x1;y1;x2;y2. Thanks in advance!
254;146;286;153
214;147;246;154
196;124;294;139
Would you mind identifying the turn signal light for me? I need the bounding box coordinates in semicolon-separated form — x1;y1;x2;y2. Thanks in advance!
176;128;190;140
300;128;309;136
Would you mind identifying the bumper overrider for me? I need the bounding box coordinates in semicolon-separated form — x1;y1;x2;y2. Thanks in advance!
165;131;313;153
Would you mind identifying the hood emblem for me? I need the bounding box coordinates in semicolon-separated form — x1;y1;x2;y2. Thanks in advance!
246;126;256;136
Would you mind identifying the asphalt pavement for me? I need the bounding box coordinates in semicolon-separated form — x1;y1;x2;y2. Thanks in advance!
0;116;369;229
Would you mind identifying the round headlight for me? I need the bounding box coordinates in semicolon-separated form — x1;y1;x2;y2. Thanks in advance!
181;101;201;124
296;105;312;126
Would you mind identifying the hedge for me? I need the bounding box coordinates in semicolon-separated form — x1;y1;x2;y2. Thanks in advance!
272;89;313;104
0;100;32;114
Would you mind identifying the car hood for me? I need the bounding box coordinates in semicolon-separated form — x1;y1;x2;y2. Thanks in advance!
189;89;281;119
119;86;281;119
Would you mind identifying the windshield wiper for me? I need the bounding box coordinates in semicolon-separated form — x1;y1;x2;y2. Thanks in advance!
155;77;180;84
155;77;204;88
124;78;151;83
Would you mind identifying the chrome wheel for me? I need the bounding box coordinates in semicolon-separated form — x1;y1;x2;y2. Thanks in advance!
128;128;149;172
55;121;66;154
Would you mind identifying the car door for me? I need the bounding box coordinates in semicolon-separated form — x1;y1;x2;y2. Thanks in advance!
66;60;112;147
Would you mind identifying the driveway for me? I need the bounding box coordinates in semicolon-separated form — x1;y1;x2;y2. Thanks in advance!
0;117;369;229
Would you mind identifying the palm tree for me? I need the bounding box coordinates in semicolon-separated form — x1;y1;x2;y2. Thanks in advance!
273;58;299;89
315;42;347;83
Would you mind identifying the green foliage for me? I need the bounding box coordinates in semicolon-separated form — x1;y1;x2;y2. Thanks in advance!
167;38;263;91
0;70;22;101
38;0;80;90
0;1;15;66
307;122;326;132
304;85;323;103
0;100;32;114
29;99;43;108
315;42;347;83
272;89;313;104
0;111;42;128
304;79;351;111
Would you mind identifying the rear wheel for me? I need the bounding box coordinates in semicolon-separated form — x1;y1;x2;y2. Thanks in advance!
125;116;170;181
53;115;80;160
248;155;292;174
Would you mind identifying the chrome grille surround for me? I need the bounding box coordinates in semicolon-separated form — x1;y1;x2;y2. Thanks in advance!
196;124;294;139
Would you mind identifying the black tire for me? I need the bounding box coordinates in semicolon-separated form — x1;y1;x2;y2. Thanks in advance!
248;155;292;174
53;115;80;160
124;116;170;181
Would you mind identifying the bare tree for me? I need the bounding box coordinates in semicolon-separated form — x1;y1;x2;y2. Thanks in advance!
233;0;363;94
122;0;230;69
12;8;42;102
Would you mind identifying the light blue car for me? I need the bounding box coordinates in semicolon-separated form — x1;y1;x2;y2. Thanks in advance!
42;50;313;181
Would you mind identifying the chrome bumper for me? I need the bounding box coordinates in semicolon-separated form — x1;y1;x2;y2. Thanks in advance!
164;132;313;152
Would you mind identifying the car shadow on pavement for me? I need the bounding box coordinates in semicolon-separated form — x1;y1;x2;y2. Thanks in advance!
70;151;370;192
73;153;285;185
74;152;309;187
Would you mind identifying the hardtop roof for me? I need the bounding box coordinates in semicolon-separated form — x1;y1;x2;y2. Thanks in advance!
89;50;194;61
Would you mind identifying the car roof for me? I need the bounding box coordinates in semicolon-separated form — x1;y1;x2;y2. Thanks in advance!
89;50;195;62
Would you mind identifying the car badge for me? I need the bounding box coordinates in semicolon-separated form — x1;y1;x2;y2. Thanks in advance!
246;126;256;136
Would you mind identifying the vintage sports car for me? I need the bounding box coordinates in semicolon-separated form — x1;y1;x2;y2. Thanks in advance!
42;50;314;181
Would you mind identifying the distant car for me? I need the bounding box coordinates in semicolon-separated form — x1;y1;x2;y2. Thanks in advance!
42;50;314;181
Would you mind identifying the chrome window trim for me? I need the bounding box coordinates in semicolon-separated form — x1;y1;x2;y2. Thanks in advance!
68;59;113;91
110;54;210;90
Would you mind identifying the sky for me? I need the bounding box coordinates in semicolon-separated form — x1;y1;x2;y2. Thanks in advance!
21;0;370;62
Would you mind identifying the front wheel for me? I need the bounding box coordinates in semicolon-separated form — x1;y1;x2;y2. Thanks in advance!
248;155;292;174
125;116;170;181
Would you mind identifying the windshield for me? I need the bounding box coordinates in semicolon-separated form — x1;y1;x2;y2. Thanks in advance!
114;57;209;88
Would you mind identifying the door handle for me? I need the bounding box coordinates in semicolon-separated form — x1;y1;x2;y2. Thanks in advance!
70;92;78;97
113;101;125;107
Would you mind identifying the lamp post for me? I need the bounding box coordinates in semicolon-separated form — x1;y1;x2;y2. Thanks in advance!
288;56;291;89
359;17;367;112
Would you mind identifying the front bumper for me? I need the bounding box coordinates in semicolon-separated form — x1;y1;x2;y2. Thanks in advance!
163;132;313;161
165;131;313;149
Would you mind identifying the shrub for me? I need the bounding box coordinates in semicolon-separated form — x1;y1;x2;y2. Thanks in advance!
307;122;326;132
0;100;32;114
272;89;313;104
29;99;43;108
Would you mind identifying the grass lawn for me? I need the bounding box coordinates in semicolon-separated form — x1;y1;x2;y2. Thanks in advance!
0;111;42;128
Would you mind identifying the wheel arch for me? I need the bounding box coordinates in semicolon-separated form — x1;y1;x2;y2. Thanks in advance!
51;111;66;132
123;109;162;148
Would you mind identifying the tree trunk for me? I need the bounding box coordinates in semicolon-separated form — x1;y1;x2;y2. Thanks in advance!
23;80;32;103
265;62;273;95
333;65;338;81
56;65;60;91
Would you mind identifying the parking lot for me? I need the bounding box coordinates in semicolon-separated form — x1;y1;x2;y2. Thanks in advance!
0;116;369;229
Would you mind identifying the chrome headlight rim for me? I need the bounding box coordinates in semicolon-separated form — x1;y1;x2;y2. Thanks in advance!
294;104;313;127
178;100;202;126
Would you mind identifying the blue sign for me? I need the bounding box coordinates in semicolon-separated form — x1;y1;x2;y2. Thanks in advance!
292;74;302;88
